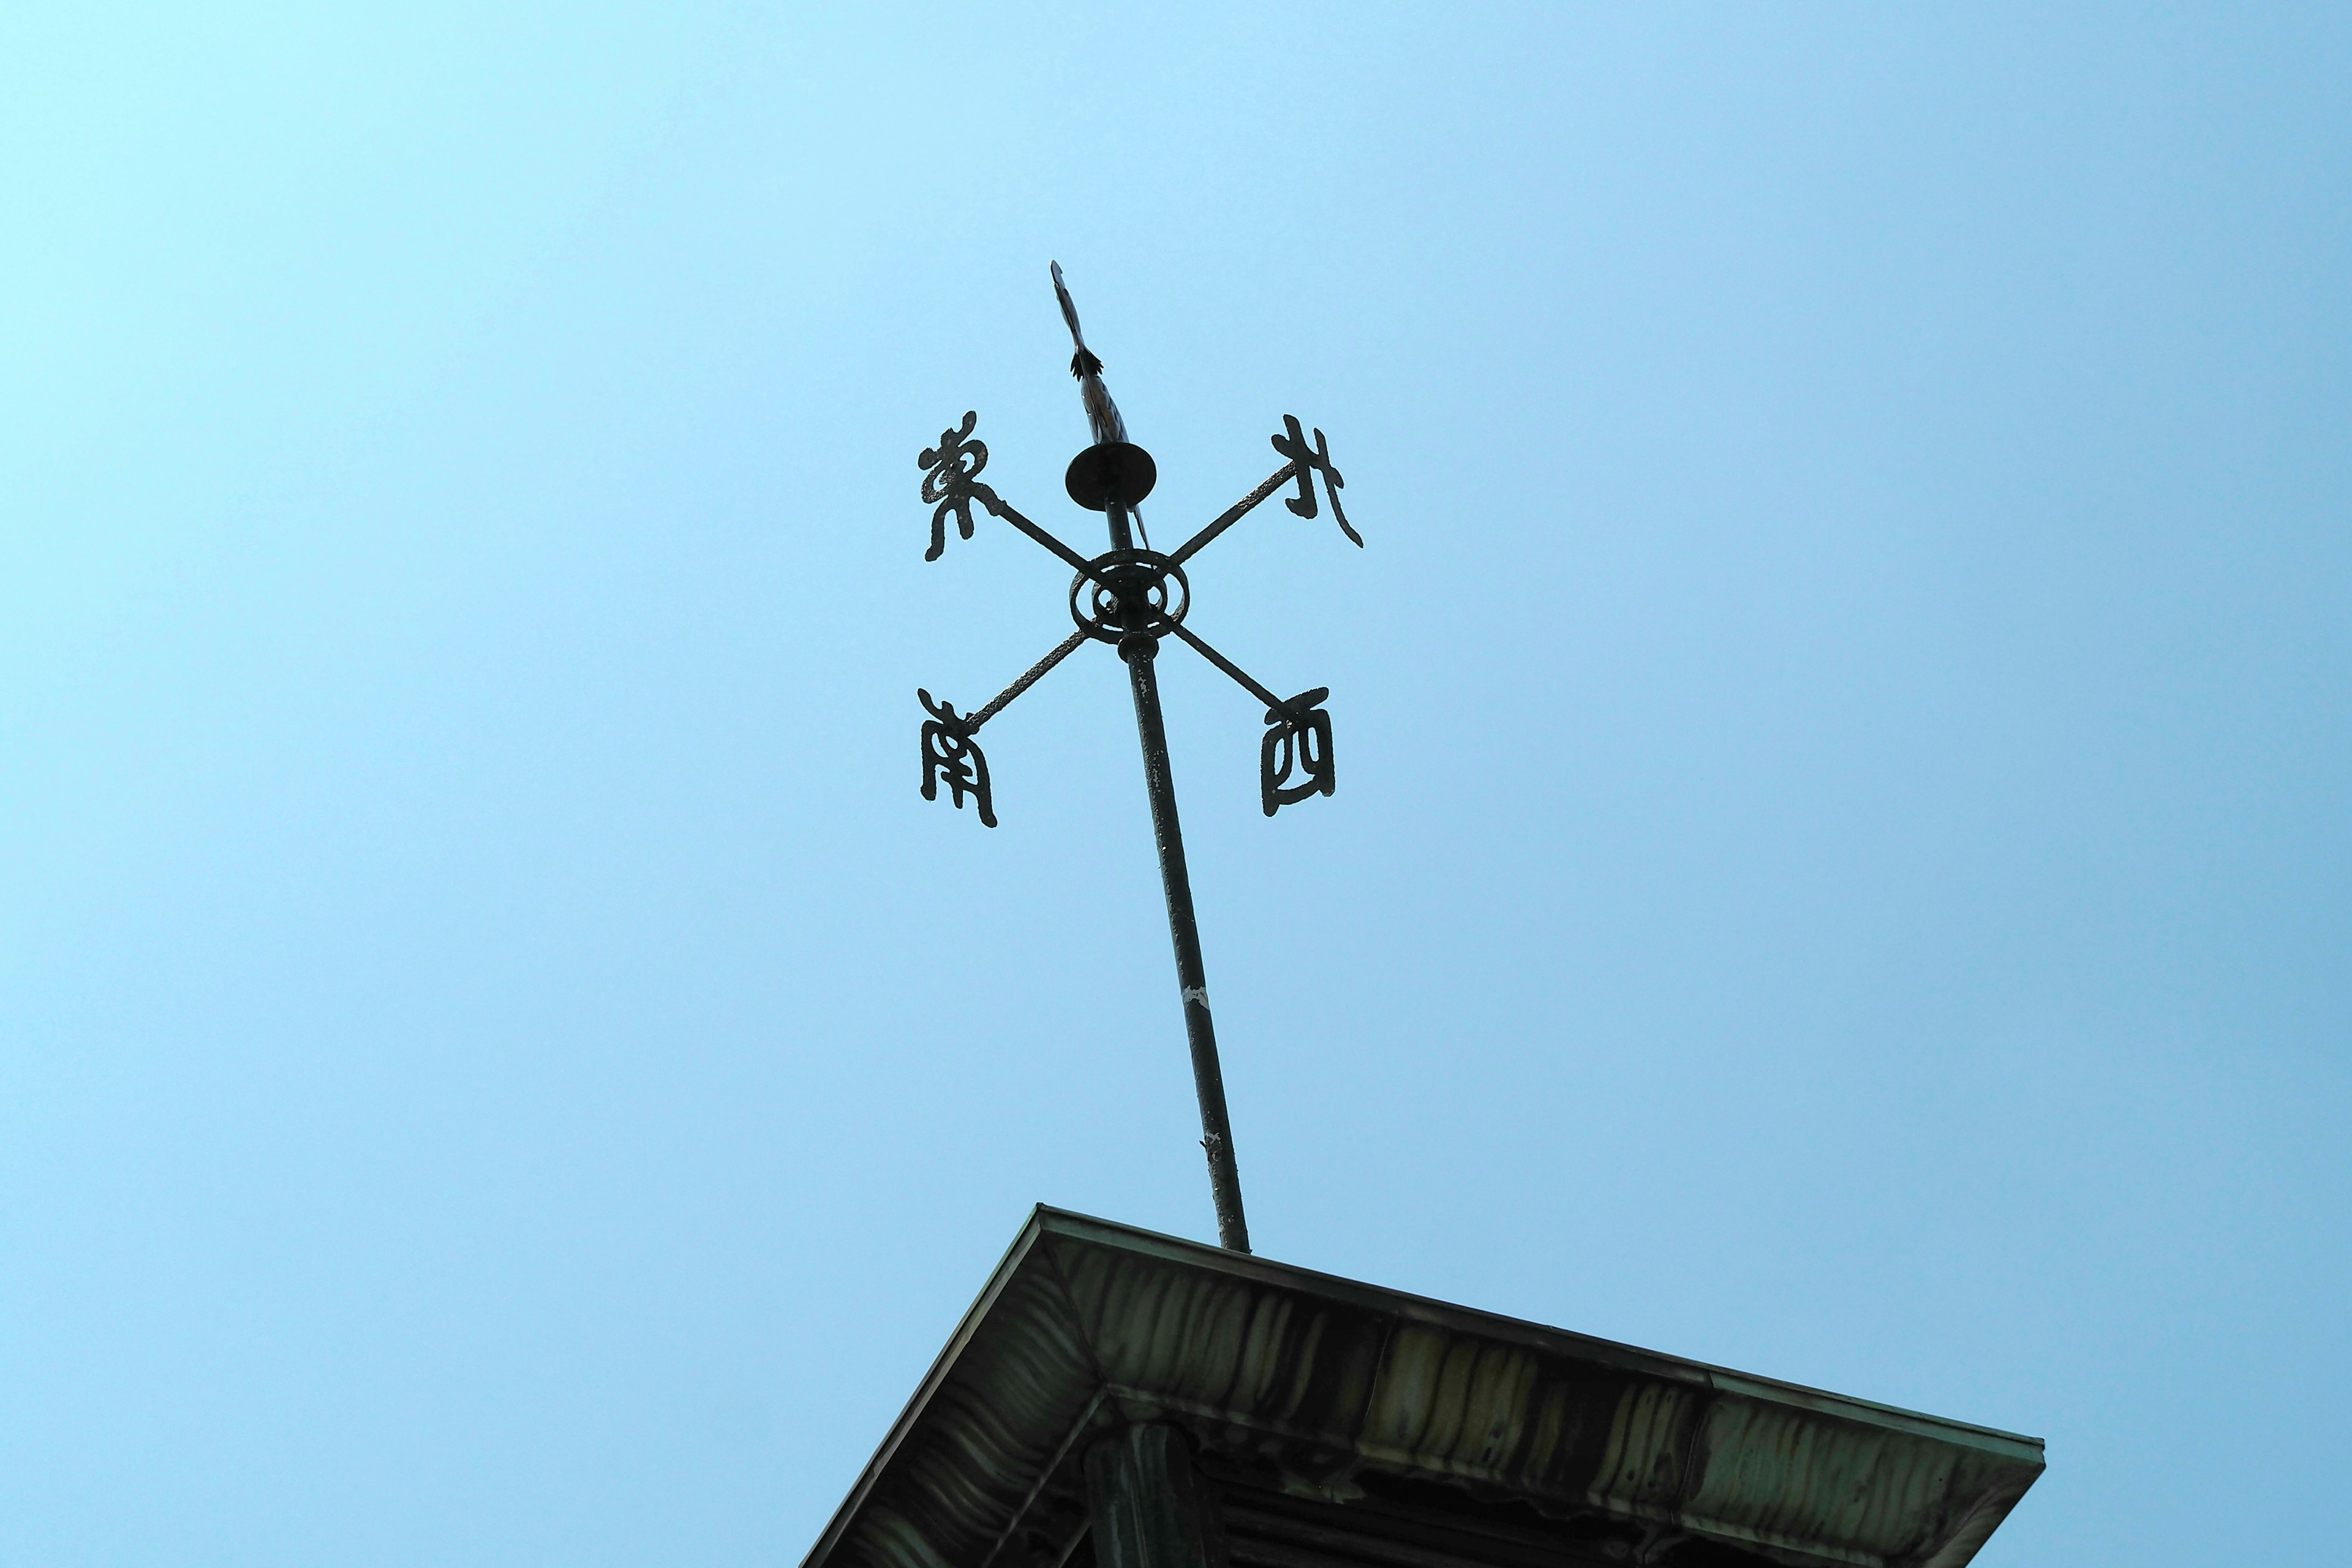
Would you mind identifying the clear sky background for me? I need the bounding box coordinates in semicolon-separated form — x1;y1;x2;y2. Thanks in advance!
3;4;2345;1565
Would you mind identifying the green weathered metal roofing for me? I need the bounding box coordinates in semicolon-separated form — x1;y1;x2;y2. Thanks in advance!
803;1209;2042;1568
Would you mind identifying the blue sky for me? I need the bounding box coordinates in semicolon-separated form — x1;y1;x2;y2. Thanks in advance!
2;4;2345;1564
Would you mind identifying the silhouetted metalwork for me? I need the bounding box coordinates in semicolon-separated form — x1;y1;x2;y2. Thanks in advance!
919;412;995;563
1259;688;1335;816
1272;415;1361;546
911;264;1363;1253
918;689;995;827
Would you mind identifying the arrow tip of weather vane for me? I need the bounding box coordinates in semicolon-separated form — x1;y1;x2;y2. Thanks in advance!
1048;260;1128;447
1050;260;1082;346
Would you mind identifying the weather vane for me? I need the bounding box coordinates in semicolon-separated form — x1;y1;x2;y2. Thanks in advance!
912;262;1360;1254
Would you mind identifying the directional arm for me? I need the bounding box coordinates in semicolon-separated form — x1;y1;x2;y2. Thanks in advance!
981;492;1096;578
1162;622;1336;816
1169;464;1298;566
1163;621;1288;714
919;410;1098;576
1170;415;1360;565
970;625;1090;729
915;625;1091;829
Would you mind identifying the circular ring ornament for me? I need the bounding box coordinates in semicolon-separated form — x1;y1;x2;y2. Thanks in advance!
1070;550;1189;644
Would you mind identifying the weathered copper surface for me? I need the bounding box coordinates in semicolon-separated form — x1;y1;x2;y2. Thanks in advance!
802;1211;2042;1568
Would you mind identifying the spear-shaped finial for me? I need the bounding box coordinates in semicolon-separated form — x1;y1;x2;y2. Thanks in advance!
1051;261;1128;447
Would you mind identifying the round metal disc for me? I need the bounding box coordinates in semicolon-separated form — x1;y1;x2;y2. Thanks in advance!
1064;442;1158;511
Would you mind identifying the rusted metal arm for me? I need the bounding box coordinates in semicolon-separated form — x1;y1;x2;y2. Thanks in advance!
1162;621;1290;715
981;492;1101;578
969;626;1091;731
1169;463;1298;566
1170;415;1359;564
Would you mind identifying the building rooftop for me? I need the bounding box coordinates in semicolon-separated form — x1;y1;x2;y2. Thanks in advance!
802;1208;2041;1568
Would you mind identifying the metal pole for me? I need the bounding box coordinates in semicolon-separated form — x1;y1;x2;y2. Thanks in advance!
1109;497;1251;1254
